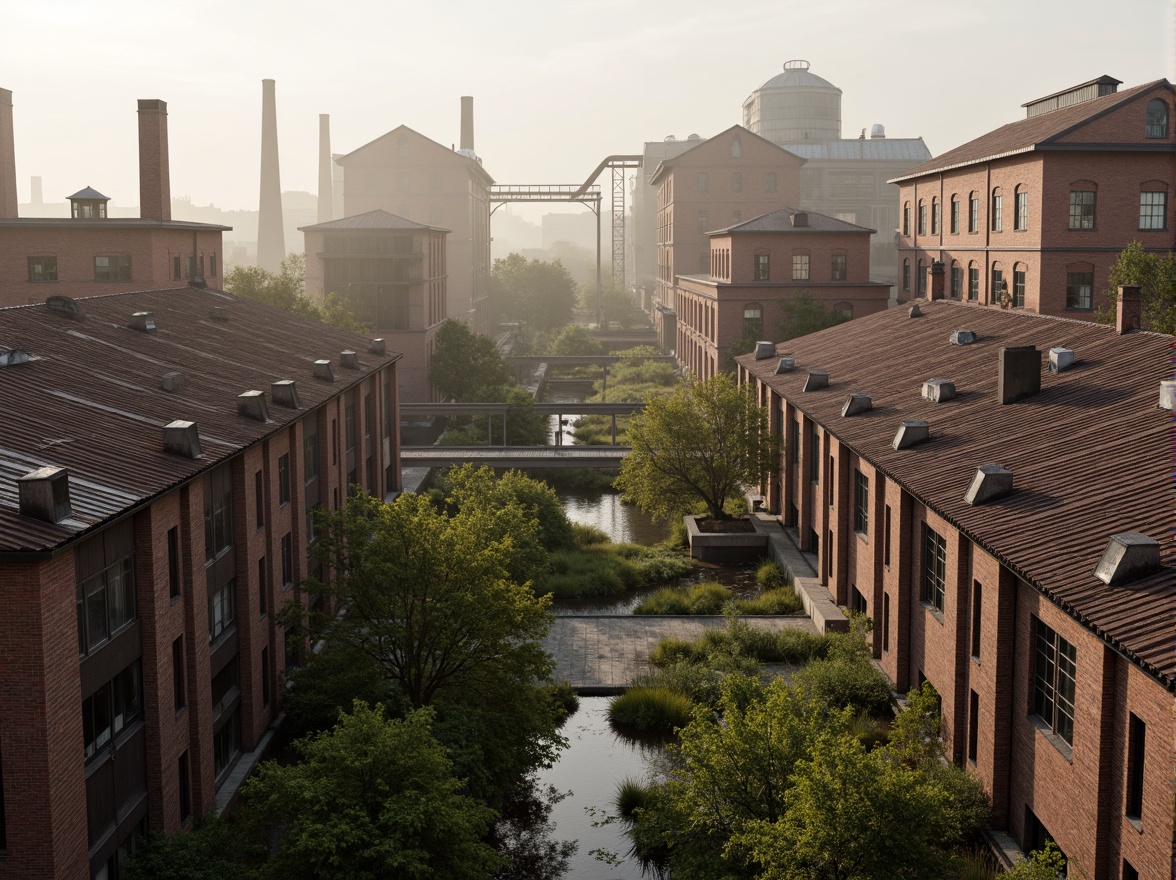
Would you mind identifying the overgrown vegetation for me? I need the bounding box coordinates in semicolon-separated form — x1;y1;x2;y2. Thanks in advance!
633;581;803;616
224;252;368;333
608;686;696;733
1094;240;1176;334
571;346;678;446
489;254;578;340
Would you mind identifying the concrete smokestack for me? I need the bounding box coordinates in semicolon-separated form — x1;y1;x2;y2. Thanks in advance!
137;99;171;221
30;175;41;206
0;88;18;219
317;114;332;224
257;78;286;272
460;95;474;152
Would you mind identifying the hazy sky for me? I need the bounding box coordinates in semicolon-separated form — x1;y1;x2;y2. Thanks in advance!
1;0;1171;218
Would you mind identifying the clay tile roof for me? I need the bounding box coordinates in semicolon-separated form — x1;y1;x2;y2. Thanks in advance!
299;209;444;232
737;301;1176;688
716;206;875;235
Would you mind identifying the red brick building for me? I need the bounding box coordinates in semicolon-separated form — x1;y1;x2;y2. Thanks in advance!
0;287;400;879
674;207;891;378
301;210;448;402
892;76;1175;316
0;91;229;307
738;299;1174;879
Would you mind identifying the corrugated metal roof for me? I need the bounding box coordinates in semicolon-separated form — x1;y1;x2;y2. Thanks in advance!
738;301;1176;687
778;138;932;162
716;206;875;235
0;286;399;555
299;209;444;233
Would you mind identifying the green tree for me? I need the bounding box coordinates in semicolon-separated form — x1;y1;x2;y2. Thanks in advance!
442;464;575;554
615;373;778;521
429;319;514;401
777;292;851;341
243;701;502;880
224;253;368;333
124;814;262;880
491;254;578;334
580;278;639;329
544;324;604;356
1095;240;1176;334
1005;842;1067;880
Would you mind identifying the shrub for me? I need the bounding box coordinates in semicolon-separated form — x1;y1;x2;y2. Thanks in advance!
537;545;692;601
737;587;804;615
649;638;707;667
633;661;726;707
572;522;610;546
547;680;580;723
608;686;695;733
634;582;728;615
756;560;791;589
615;776;652;819
795;656;893;716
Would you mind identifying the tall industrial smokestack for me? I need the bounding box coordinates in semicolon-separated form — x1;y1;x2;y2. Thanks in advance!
460;96;474;153
257;78;285;272
0;88;18;219
137;99;171;221
317;113;332;224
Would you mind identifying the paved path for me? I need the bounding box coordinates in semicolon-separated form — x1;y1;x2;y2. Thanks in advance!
544;614;817;694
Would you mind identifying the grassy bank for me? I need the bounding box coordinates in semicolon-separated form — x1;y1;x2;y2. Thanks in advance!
537;542;693;601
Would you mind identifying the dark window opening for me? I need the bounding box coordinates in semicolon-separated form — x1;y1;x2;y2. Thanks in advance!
971;581;982;660
1126;713;1145;822
920;522;946;613
968;689;979;763
172;637;185;712
167;527;180;599
76;556;136;656
1032;618;1076;747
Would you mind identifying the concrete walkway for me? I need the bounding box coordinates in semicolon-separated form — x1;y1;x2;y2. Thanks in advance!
544;614;817;694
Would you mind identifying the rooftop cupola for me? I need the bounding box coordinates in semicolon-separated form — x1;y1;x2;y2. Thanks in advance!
68;186;109;219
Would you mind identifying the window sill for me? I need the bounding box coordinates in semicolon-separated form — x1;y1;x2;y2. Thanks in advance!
1028;714;1073;763
919;601;945;625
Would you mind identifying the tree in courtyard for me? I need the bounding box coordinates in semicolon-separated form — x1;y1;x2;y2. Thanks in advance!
224;252;368;333
490;253;578;334
429;318;514;401
1094;240;1176;334
776;291;851;341
544;324;604;356
615;373;778;521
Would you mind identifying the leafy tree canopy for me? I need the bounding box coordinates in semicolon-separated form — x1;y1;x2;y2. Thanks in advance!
429;318;514;401
441;463;576;555
543;324;604;356
777;292;851;341
224;253;368;333
1094;240;1176;334
615;373;778;521
491;253;578;333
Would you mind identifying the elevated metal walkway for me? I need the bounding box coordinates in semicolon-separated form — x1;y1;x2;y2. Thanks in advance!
400;445;630;468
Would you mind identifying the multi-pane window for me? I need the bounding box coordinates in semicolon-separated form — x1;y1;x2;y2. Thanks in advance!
1066;271;1093;310
83;661;142;762
902;203;910;236
1015;190;1028;230
208;577;235;642
853;470;868;534
765;172;777;193
1013;268;1026;308
1032;618;1076;747
950;264;962;299
968;265;979;301
931;198;940;234
281;533;293;586
1126;713;1146;822
731;172;742;192
1069;190;1096;229
27;255;57;281
918;260;926;296
917;201;926;235
304;424;319;483
743;307;762;337
991;193;1003;232
754;254;769;281
950;197;959;234
77;557;136;656
1144;98;1168;138
345;400;356;450
792;254;810;280
94;255;131;281
902;260;910;292
211;657;239;721
969;195;980;233
204;489;233;564
831;254;847;281
991;268;1004;303
1139;191;1167;229
696;172;708;193
920;523;946;613
277;453;290;505
213;711;241;779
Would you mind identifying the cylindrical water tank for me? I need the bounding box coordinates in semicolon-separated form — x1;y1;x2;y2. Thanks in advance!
742;60;842;144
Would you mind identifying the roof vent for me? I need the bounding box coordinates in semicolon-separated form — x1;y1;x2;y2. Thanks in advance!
964;464;1013;505
908;303;922;318
17;466;71;523
802;370;828;392
754;341;776;360
998;346;1040;404
0;348;30;367
313;359;335;382
775;356;795;374
1159;381;1176;411
210;306;229;321
791;211;809;228
921;379;956;402
237;390;270;422
161;371;184;392
46;295;81;317
1094;533;1162;585
950;330;977;345
841;393;872;416
271;379;300;408
340;350;360;369
130;312;156;333
1048;347;1076;373
163;420;202;458
892;419;929;450
370;338;386;356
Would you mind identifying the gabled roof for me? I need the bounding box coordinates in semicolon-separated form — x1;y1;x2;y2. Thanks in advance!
336;124;495;184
648;125;804;184
67;186;109;201
738;301;1176;688
890;79;1173;183
714;206;875;236
779;138;931;162
299;209;446;233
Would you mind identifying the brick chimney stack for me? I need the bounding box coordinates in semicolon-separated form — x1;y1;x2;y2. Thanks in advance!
317;114;332;224
257;79;286;272
460;96;474;152
0;88;18;219
1116;285;1142;334
137;99;171;221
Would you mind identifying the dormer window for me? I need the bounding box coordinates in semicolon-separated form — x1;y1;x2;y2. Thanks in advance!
68;186;109;219
1145;99;1168;138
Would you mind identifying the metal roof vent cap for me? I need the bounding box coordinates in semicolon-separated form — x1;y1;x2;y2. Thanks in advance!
313;359;335;382
908;303;922;318
163;420;202;459
921;379;956;402
237;390;270;422
370;338;386;356
775;356;795;374
341;350;360;369
841;392;872;416
210;306;229;321
271;380;300;408
1157;380;1176;411
754;340;776;360
1048;347;1076;373
802;370;829;392
17;466;71;523
46;295;81;318
892;419;929;450
964;464;1013;505
130;312;156;333
0;348;30;367
161;371;184;392
1094;533;1162;585
950;330;977;345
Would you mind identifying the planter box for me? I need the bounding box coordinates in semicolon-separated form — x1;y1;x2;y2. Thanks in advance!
684;515;769;563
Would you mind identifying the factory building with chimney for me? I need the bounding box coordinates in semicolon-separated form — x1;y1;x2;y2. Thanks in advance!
0;90;229;308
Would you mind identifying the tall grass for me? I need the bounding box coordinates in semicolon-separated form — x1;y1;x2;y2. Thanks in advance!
608;686;695;733
756;560;792;589
633;583;804;616
650;624;833;667
538;544;693;601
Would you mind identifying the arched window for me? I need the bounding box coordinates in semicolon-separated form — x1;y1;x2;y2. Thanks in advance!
918;200;927;236
1145;99;1169;139
917;259;926;296
950;260;962;299
931;197;940;235
950;195;960;234
903;202;910;236
991;187;1003;232
991;261;1005;305
902;259;910;292
1013;263;1027;308
731;137;742;157
1014;185;1028;230
968;191;980;233
967;261;979;301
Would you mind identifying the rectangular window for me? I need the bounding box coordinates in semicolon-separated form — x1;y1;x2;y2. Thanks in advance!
792;254;810;280
83;661;142;762
968;690;979;763
1013;269;1026;308
1032;618;1077;747
210;254;217;277
696;172;708;193
971;581;982;660
345;402;356;451
931;200;940;234
1069;190;1096;229
882;593;890;651
211;656;239;721
731;172;742;192
213;710;241;780
789;418;799;465
172;637;185;712
743;307;762;337
173;255;182;281
918;203;926;235
383;380;393;439
968;266;979;301
1125;714;1145;822
903;204;910;236
950;265;962;299
853;470;868;534
1015;191;1028;230
950;198;959;234
1066;271;1093;310
258;556;267;616
991;193;1003;231
831;254;847;281
902;261;910;292
918;264;927;296
281;533;293;586
364;393;374;439
178;752;191;824
167;526;180;599
261;648;271;708
1139;191;1167;229
27;255;58;281
697;211;709;234
208;577;235;642
254;470;264;528
809;426;820;483
883;505;891;567
278;453;290;505
849;585;867;615
204;491;233;564
94;255;132;282
304;424;319;483
765;172;777;193
920;522;946;613
754;254;770;281
826;456;835;507
969;196;980;233
76;556;136;656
